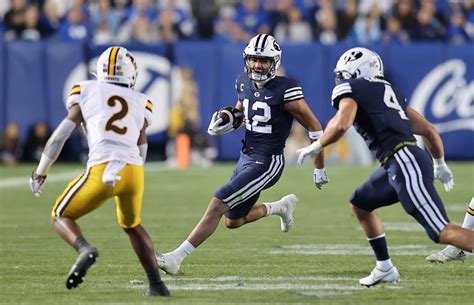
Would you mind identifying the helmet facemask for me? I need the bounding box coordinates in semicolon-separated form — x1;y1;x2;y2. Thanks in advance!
244;55;279;82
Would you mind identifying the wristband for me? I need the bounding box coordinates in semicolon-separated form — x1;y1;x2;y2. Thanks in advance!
308;130;323;140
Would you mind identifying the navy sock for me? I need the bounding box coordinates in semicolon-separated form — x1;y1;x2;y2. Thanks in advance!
368;235;390;261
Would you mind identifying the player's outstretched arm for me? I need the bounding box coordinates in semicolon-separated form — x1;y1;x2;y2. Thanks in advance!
406;107;454;191
29;105;82;197
296;98;357;165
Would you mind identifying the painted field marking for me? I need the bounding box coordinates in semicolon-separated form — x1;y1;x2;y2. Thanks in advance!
268;244;432;256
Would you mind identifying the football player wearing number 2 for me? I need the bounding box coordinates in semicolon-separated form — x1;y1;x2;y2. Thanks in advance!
29;47;169;296
296;47;474;287
155;34;328;275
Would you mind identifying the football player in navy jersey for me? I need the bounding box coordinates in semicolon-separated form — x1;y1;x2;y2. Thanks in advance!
155;34;328;275
297;47;474;287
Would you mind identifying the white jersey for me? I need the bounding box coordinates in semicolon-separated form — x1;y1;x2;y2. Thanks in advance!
65;81;153;167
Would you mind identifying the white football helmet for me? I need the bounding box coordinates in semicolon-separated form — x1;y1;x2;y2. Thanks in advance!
96;46;138;89
243;34;282;82
334;47;384;83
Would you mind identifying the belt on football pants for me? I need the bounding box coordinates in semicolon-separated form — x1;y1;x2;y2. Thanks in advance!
380;141;417;166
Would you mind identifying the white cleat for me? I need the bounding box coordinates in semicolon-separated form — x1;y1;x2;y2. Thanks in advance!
155;252;181;275
426;245;467;263
277;194;298;232
359;266;400;287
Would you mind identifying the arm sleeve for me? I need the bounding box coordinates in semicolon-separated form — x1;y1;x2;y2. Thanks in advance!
65;84;81;109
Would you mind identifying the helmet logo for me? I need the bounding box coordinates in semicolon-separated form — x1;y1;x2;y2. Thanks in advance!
344;51;363;64
273;40;281;51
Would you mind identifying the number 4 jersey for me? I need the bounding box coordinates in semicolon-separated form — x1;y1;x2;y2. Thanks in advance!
331;77;416;162
236;72;304;155
66;81;153;167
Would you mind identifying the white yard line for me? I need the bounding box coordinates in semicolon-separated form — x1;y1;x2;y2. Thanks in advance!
0;163;175;189
268;244;432;256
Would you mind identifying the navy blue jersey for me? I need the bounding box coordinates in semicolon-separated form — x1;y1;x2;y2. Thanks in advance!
235;73;303;155
331;77;416;161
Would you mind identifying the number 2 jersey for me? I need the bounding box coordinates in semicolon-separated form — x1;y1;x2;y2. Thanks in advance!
65;81;153;167
331;77;416;162
235;72;304;155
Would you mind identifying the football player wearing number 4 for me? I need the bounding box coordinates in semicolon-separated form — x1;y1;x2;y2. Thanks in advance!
29;47;169;296
155;34;328;275
296;47;474;287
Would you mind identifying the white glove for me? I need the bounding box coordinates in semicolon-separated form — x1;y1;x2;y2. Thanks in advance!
29;171;47;197
296;140;323;165
207;111;234;136
433;158;454;192
102;160;126;187
313;168;329;190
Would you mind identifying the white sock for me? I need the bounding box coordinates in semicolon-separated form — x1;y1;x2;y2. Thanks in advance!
264;201;283;216
461;197;474;230
376;259;393;271
171;240;195;262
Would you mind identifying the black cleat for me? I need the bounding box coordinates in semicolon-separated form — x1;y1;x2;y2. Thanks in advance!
144;281;170;297
66;247;99;289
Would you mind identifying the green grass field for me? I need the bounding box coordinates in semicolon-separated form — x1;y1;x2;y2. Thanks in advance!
0;162;473;305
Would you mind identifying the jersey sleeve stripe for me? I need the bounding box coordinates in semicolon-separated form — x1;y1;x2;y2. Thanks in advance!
68;86;81;96
331;83;352;100
108;47;119;76
284;90;303;99
285;95;304;102
146;100;153;112
285;86;302;93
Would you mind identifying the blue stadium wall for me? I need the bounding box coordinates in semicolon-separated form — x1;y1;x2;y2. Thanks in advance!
0;41;473;160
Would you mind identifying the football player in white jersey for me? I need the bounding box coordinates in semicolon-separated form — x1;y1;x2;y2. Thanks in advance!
29;46;169;296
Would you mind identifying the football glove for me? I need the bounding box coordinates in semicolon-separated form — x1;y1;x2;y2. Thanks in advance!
313;168;329;190
296;140;323;165
29;171;47;197
433;159;454;192
207;111;234;136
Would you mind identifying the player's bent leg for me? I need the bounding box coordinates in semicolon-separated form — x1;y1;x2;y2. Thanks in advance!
439;223;474;253
124;225;169;296
156;197;229;275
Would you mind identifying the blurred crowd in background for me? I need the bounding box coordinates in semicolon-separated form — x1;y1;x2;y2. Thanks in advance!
1;0;473;44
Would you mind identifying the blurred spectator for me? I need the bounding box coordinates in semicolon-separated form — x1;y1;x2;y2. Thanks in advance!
234;0;271;41
446;9;471;43
351;4;383;45
213;5;243;42
21;5;41;41
359;0;393;16
3;0;27;40
157;1;195;41
58;5;91;42
22;121;50;162
191;0;218;39
314;7;337;44
38;0;61;39
123;0;158;25
0;123;22;165
118;13;159;43
90;0;121;35
411;1;445;41
336;0;358;41
284;122;309;165
382;16;410;44
393;0;417;34
274;6;312;43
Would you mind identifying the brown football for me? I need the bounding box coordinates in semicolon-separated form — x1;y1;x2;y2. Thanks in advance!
218;106;244;129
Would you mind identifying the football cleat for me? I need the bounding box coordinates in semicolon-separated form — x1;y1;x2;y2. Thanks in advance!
66;247;99;289
144;281;170;297
426;245;467;263
155;252;181;275
359;266;400;287
277;194;298;232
